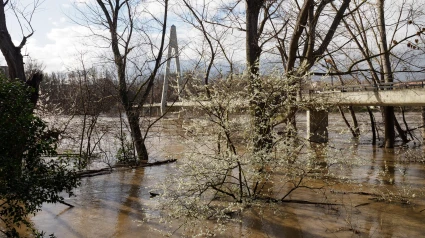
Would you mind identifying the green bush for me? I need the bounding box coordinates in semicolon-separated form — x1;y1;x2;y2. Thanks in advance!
0;76;80;237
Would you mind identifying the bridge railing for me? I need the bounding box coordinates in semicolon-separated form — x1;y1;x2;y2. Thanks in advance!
306;80;425;94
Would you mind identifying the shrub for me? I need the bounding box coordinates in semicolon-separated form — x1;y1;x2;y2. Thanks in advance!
0;76;80;236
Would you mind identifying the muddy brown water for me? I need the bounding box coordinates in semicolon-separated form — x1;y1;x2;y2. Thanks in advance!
17;112;425;237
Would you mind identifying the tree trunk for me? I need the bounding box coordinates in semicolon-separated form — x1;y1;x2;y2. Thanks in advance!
400;107;414;141
422;107;425;140
338;106;357;138
286;0;310;73
348;106;360;137
246;0;272;152
117;64;148;162
245;0;263;77
127;109;148;162
0;3;26;82
394;114;409;144
383;106;395;147
367;107;377;145
377;0;395;148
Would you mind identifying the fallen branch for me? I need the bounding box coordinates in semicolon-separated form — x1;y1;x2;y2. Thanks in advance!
137;159;177;167
354;202;371;208
76;159;177;178
330;190;378;197
327;227;361;234
59;200;74;208
261;196;342;206
77;168;112;178
79;171;112;178
281;199;342;206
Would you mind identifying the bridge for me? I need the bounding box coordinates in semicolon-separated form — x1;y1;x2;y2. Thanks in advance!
305;81;425;143
149;81;425;144
308;81;425;106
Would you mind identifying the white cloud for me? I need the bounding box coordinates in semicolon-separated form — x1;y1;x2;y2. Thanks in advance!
71;0;96;8
19;19;246;73
52;17;68;26
24;25;110;72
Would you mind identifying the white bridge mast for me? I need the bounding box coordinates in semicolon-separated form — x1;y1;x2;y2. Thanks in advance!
161;25;182;115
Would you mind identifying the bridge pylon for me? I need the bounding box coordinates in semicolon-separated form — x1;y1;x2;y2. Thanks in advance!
161;25;182;115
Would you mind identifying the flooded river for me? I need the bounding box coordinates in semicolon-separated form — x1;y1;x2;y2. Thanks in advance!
24;112;425;237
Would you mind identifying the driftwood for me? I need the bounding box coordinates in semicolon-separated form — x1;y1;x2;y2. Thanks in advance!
330;190;379;197
261;196;342;206
136;158;177;167
59;200;75;208
281;199;342;206
354;202;371;208
77;168;112;178
77;159;177;178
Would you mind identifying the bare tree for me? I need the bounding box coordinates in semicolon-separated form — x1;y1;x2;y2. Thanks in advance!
74;0;169;162
283;0;352;74
332;0;425;147
0;0;43;105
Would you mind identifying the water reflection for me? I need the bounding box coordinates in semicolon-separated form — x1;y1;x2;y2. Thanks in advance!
236;208;304;237
32;169;163;237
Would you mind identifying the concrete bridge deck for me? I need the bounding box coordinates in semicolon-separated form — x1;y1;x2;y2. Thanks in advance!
306;80;425;106
152;81;425;109
150;81;425;143
313;87;425;106
149;86;425;109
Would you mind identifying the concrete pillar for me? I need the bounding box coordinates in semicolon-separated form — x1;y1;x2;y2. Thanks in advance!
161;25;182;115
306;109;328;143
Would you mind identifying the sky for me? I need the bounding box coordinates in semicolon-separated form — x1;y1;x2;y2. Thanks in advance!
1;0;201;73
0;0;251;75
2;0;425;80
0;0;250;76
1;0;79;72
